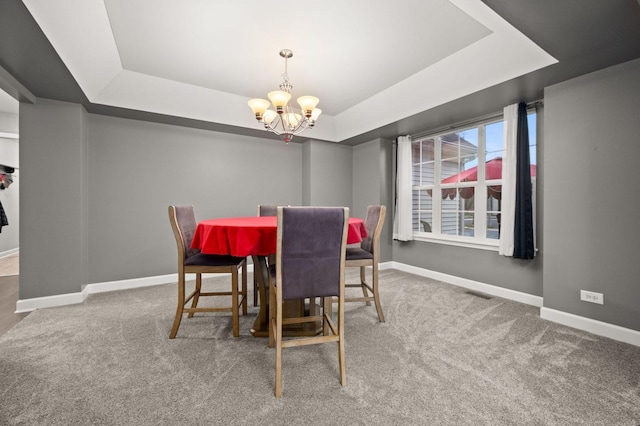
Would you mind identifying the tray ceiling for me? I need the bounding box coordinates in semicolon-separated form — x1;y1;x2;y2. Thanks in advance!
21;0;556;142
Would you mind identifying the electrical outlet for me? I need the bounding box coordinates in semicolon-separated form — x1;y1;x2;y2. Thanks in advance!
580;290;604;305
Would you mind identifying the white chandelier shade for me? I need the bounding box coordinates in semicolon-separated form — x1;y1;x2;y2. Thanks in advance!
248;49;321;144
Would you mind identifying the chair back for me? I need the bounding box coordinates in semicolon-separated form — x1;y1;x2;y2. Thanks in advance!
276;206;349;300
257;205;278;216
360;205;386;254
168;205;200;262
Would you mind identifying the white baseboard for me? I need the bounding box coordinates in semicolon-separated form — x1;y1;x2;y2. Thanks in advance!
15;264;256;313
18;261;535;312
388;261;639;347
0;132;19;140
388;261;543;307
15;274;178;313
81;273;179;295
15;291;86;313
0;247;19;259
541;307;640;347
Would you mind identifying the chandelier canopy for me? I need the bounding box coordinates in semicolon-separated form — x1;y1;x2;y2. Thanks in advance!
248;49;321;144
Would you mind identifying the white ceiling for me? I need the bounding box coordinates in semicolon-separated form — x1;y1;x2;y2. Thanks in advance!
21;0;556;142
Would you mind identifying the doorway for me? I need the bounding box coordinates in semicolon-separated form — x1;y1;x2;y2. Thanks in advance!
0;88;21;337
0;253;25;336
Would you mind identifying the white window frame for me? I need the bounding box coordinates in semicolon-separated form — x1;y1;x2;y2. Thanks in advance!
410;110;541;251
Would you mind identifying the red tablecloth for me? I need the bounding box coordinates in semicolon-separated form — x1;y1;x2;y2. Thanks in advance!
191;216;367;257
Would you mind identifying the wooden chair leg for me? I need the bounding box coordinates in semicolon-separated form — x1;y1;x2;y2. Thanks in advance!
232;270;239;337
372;264;385;322
268;280;276;348
322;297;331;336
360;266;371;306
169;273;186;339
274;294;283;398
241;261;248;315
188;273;202;318
338;297;347;386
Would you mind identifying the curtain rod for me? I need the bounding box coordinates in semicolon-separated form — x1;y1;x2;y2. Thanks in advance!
408;100;543;141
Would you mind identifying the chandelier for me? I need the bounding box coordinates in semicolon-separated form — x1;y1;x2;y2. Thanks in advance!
248;49;321;144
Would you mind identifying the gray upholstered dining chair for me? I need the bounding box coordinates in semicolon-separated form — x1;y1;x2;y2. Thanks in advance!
268;206;349;398
168;205;247;338
257;204;278;217
344;205;387;322
253;205;278;306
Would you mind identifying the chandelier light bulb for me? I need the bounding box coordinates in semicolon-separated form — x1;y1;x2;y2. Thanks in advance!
297;96;320;118
310;108;322;121
263;110;277;125
247;98;271;120
268;91;291;113
284;113;302;128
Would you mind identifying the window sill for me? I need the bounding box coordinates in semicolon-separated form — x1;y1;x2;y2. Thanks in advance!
412;233;500;251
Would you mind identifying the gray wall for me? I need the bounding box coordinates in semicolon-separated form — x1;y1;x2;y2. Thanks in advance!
352;140;382;218
18;101;360;298
87;114;304;284
352;138;394;262
302;140;352;207
392;240;543;296
19;99;87;299
543;58;640;331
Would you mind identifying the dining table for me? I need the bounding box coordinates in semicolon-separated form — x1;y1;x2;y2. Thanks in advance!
190;215;368;337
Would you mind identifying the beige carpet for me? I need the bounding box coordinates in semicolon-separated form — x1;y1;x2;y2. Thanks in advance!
1;270;639;425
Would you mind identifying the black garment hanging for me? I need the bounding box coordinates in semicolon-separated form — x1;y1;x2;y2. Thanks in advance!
0;200;8;233
0;164;15;190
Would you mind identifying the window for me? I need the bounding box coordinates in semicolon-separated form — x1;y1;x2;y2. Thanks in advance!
410;112;536;248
